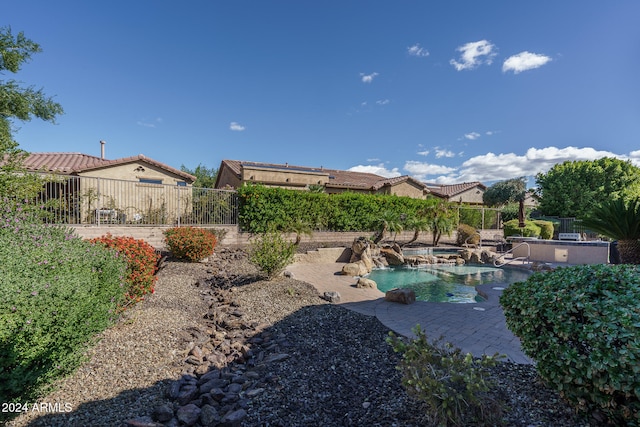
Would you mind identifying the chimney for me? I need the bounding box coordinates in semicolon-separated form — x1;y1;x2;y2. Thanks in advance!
100;140;105;159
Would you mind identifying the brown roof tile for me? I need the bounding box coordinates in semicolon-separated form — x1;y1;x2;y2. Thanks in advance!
219;159;430;192
23;152;196;182
426;181;486;198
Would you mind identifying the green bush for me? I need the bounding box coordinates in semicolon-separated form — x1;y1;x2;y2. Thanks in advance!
456;223;479;246
164;226;218;262
237;183;454;233
503;219;542;238
387;325;502;426
90;234;160;306
500;265;640;425
532;220;554;240
248;231;295;279
0;200;128;409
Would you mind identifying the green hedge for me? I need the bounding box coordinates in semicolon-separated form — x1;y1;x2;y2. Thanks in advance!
501;265;640;425
237;184;449;233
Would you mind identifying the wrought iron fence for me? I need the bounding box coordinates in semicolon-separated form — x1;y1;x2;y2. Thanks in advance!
457;206;502;230
29;175;238;226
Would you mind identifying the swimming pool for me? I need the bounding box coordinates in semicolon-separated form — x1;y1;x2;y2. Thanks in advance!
367;264;531;303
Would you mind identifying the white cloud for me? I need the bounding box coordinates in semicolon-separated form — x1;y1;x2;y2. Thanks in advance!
137;117;163;128
450;40;497;71
230;121;245;131
407;43;430;57
435;148;456;158
348;163;401;178
464;132;481;140
423;146;624;184
376;99;390;105
503;51;552;74
403;161;457;181
417;150;430;156
360;72;379;83
629;150;640;166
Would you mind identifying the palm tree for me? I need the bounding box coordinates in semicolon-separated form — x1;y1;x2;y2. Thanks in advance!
401;214;432;247
284;218;314;246
424;201;458;246
580;198;640;264
373;211;403;244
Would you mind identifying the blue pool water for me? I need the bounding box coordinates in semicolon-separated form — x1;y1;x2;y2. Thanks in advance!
367;265;531;303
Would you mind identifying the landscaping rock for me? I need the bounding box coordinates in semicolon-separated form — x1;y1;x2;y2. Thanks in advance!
384;288;416;304
356;277;377;289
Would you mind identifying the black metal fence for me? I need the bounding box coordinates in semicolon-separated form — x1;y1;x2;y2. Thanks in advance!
28;175;238;226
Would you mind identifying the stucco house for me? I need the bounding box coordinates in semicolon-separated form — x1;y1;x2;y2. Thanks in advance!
215;160;431;199
425;182;487;205
22;148;196;224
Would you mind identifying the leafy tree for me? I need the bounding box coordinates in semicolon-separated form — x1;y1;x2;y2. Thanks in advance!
180;163;218;188
401;214;432;247
483;177;527;207
535;158;640;218
0;27;63;197
580;198;640;264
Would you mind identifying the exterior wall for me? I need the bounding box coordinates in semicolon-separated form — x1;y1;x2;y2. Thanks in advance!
216;166;242;189
450;187;485;204
386;181;426;199
241;166;328;189
512;239;610;264
78;161;189;185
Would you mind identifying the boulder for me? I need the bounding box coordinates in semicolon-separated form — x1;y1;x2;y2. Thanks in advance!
341;261;369;276
323;291;341;303
384;288;416;304
356;277;377;289
380;246;404;266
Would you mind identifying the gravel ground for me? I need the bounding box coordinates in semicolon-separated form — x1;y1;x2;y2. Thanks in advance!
7;244;596;427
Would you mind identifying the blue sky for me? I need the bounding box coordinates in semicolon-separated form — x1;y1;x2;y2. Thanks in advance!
5;1;640;186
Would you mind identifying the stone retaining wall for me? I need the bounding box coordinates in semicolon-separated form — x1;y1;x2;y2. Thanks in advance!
70;226;502;250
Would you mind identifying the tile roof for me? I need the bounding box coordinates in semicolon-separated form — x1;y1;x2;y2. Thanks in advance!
22;152;196;182
425;181;486;198
220;160;429;192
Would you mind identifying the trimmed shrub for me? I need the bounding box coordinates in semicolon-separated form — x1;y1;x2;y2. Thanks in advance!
503;219;554;239
90;234;159;306
456;223;479;246
532;220;554;240
164;226;218;262
503;219;542;238
501;265;640;425
0;200;128;409
387;326;502;426
249;231;295;280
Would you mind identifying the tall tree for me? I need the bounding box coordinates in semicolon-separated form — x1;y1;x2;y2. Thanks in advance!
536;158;640;218
483;177;527;207
483;177;529;228
180;163;218;188
0;27;63;196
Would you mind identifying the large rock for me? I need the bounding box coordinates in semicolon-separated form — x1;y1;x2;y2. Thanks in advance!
342;237;375;275
341;261;370;276
380;246;404;266
356;277;377;289
384;288;416;304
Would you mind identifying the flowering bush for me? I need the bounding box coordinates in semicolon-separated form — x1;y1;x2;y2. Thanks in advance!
90;234;159;306
0;199;128;410
163;226;217;262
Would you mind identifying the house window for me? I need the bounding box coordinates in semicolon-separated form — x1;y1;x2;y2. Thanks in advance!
177;181;187;187
139;178;162;184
